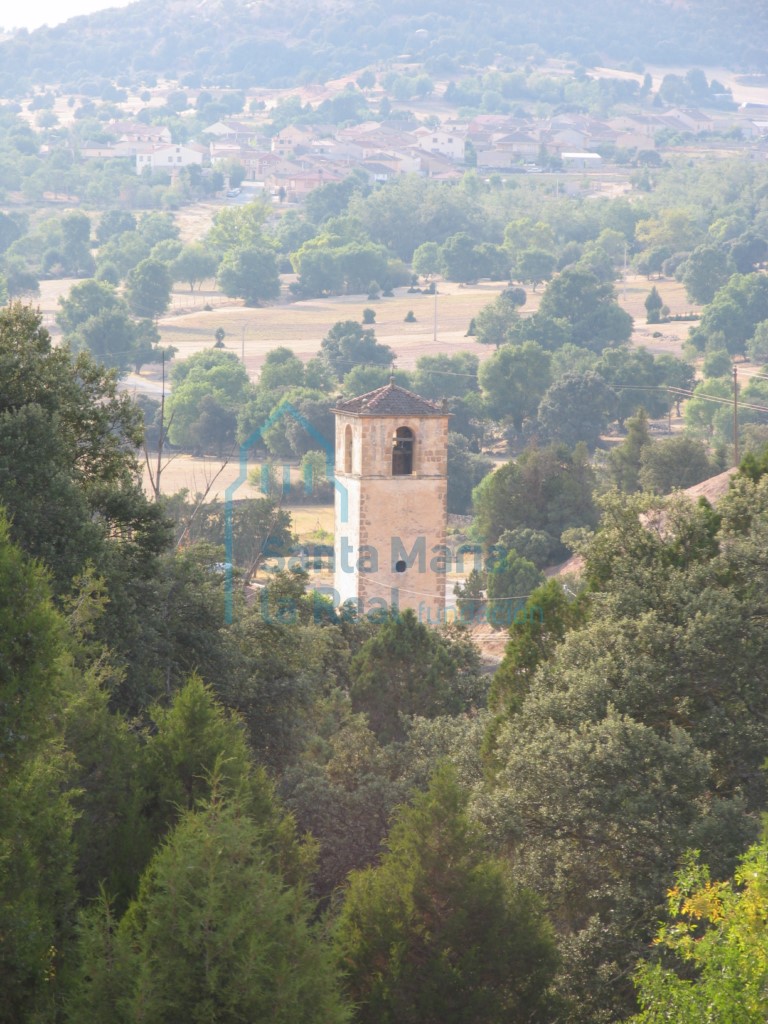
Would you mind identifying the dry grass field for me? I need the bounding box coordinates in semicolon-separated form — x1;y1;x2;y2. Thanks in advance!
144;270;701;384
153;279;510;377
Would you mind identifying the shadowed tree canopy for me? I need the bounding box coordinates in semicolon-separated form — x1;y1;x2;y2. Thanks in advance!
333;765;558;1024
0;303;170;591
68;784;349;1024
350;610;485;743
538;267;633;350
472;443;597;555
537;371;617;448
319;320;394;380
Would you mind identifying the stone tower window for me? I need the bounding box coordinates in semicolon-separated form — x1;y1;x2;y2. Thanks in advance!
392;426;414;476
344;425;353;473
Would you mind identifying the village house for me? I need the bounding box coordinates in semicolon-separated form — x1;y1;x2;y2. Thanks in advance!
108;120;173;145
270;125;318;156
560;151;603;170
135;142;207;174
203;120;264;146
661;108;717;134
412;125;468;161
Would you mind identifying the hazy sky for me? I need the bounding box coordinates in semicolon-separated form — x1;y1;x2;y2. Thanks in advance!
3;0;134;31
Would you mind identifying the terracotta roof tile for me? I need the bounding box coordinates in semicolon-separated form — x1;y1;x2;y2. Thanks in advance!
334;382;445;417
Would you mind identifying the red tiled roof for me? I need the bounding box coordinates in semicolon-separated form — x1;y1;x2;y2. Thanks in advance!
334;382;445;417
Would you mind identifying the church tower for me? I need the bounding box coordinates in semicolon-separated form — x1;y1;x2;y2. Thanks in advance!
333;381;450;623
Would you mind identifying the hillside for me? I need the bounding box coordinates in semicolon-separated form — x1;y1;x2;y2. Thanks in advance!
0;0;765;95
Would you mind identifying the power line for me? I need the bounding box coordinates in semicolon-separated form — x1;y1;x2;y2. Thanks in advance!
361;575;539;603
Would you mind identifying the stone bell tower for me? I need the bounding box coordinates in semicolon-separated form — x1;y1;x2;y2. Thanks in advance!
332;380;450;623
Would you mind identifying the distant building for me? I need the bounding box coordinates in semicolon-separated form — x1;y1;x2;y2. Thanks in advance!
560;152;603;170
135;143;207;174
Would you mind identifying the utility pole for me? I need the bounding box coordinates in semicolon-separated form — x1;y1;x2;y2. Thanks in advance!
155;352;166;498
433;290;438;344
733;365;739;466
241;324;246;365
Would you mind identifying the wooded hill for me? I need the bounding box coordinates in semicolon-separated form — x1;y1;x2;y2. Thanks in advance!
0;0;765;95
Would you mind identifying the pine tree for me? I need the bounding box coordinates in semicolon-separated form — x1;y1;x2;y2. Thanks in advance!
0;513;77;1023
71;784;349;1024
608;408;653;492
334;765;557;1024
645;285;663;323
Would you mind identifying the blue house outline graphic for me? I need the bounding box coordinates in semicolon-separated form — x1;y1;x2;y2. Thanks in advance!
224;400;348;622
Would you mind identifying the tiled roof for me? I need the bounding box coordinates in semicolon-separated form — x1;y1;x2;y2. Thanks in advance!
334;382;445;417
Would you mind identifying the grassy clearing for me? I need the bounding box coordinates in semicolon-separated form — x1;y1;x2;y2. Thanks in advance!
150;271;702;379
153;279;510;374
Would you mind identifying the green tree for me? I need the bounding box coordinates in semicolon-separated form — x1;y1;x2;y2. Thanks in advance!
638;435;717;494
342;364;410;396
489;578;588;717
440;231;485;283
334;765;557;1024
729;230;768;274
680;243;736;305
320;320;394;380
515;248;556;291
596;346;670;427
689;273;768;355
56;278;123;335
171;243;218;291
683;376;732;437
60;658;150;908
447;432;493;515
259;346;306;392
538;267;633;350
217;243;280;306
747;319;768;363
206;199;272;255
473;292;521;348
94;229;151;281
0;513;77;1024
137;212;179;248
411;352;479;401
350;610;485;742
347;173;474;261
607;408;653;492
549;343;599;379
486;549;545;630
73;785;348;1024
5;266;40;299
631;843;768;1023
167;349;254;447
537;371;617;448
125;257;172;319
478;341;551;431
412;240;442;279
140;676;298;857
644;285;663;323
0;304;169;593
655;353;696;415
472;443;597;553
702;348;732;378
61;209;94;276
290;239;344;296
95;208;136;245
67;307;141;372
